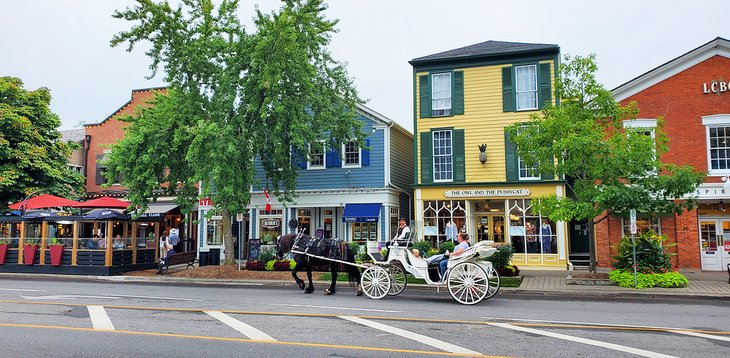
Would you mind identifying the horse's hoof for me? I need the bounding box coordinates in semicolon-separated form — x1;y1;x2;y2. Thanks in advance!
324;289;335;295
297;282;305;290
304;287;314;294
357;289;364;297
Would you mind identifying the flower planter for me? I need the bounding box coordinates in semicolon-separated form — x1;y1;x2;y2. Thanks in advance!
23;244;38;265
49;244;64;266
0;244;7;265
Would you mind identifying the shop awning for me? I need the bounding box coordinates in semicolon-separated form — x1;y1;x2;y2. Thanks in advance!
134;204;179;219
342;203;381;223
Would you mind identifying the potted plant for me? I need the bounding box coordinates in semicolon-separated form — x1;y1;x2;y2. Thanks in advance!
0;238;8;265
23;239;39;265
49;238;64;266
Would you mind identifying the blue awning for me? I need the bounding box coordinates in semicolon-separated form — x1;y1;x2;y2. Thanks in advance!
342;203;382;223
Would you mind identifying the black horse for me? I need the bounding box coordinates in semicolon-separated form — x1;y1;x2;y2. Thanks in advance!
276;233;363;296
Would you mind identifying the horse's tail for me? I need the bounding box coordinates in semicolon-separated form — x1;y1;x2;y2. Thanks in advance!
346;246;361;288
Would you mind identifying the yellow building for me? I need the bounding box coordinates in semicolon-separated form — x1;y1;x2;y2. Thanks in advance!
410;40;566;269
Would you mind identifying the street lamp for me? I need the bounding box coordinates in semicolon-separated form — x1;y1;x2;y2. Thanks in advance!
18;190;42;217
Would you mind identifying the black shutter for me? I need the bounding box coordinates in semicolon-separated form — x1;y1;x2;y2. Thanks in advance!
502;66;515;112
420;132;432;184
453;129;465;182
504;131;518;181
419;74;431;118
538;63;552;109
95;154;106;185
452;71;464;115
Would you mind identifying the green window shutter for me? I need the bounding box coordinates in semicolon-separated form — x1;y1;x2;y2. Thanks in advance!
502;66;515;112
504;131;518;181
452;71;464;115
419;75;431;118
420;131;433;184
538;63;552;109
453;129;465;182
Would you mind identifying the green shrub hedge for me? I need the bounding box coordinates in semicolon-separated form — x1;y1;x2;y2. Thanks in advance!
609;269;688;288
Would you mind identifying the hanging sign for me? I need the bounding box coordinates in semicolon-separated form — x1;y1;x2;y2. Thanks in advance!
629;209;637;234
444;189;530;198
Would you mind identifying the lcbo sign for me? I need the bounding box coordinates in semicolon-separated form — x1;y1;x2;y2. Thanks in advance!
702;79;729;95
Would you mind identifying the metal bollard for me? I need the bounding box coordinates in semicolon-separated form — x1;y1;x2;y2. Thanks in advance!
727;264;730;284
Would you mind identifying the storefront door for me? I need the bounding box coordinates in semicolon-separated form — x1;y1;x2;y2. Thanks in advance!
476;215;505;243
699;219;730;271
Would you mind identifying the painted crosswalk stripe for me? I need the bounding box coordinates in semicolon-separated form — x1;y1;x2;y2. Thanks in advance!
670;330;730;342
87;305;115;331
340;315;481;355
489;322;676;358
205;311;276;341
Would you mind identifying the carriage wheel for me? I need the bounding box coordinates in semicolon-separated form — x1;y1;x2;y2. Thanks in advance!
387;265;407;296
361;266;391;300
484;264;500;300
446;262;489;305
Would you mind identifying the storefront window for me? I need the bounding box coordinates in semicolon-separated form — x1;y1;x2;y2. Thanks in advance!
207;219;223;245
621;217;661;236
323;209;334;239
422;200;466;247
508;199;555;254
0;222;21;247
352;222;377;243
298;209;311;237
259;216;282;245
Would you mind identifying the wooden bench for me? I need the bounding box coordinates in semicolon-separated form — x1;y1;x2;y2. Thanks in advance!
160;250;197;274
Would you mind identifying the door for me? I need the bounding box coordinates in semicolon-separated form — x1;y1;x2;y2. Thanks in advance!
699;219;730;271
476;215;505;243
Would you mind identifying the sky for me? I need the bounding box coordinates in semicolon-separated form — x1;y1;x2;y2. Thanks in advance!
2;0;729;133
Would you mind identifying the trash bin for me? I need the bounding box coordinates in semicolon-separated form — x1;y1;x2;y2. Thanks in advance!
209;248;221;265
198;251;209;267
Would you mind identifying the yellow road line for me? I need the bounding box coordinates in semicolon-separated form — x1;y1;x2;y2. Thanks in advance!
2;300;728;336
0;322;505;358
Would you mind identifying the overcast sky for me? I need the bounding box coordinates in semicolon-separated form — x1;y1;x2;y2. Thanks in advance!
2;0;728;133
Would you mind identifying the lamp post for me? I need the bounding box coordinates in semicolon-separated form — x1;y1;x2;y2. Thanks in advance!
18;190;42;217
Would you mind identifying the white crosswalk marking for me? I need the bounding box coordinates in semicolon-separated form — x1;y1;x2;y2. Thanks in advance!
670;330;730;342
490;322;677;358
87;305;115;331
205;311;276;341
339;315;481;355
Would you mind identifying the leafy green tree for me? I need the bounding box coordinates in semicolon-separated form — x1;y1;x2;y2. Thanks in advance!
107;0;364;264
0;77;84;209
506;55;703;271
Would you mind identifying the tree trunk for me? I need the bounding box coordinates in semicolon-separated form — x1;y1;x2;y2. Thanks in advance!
222;208;235;265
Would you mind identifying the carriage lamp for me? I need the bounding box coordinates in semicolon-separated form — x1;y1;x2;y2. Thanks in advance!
478;144;488;165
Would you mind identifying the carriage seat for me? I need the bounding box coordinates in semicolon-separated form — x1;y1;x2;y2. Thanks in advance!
449;240;496;263
366;240;386;263
405;249;428;269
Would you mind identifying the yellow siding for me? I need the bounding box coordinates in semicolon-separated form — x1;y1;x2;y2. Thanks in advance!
416;60;555;185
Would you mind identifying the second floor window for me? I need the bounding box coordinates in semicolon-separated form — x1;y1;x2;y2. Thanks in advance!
433;130;453;181
431;73;452;116
343;141;361;167
308;141;325;169
515;65;537;110
709;126;730;171
518;156;540;180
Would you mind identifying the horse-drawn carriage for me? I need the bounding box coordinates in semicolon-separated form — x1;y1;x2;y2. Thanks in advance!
276;220;500;305
359;234;501;305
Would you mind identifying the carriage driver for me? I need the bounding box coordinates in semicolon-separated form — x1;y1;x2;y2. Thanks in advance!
392;217;410;245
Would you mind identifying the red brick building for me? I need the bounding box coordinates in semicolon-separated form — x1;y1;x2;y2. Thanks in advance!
597;37;730;271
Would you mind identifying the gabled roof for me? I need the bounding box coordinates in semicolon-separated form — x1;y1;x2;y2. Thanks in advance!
84;86;168;127
410;40;559;65
613;37;730;101
355;103;411;136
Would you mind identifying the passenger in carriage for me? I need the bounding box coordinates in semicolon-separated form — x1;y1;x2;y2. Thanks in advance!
439;232;470;281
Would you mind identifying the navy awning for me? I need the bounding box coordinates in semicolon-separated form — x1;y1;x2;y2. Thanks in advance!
342;203;382;223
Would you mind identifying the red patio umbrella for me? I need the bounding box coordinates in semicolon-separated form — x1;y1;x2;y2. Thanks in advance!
8;194;80;210
72;196;130;209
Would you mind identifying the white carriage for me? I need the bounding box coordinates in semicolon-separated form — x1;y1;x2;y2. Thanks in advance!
360;236;501;305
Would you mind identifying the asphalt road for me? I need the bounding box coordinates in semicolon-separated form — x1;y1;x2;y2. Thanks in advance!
0;278;729;357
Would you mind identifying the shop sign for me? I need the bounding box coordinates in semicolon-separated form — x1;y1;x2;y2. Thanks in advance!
262;218;281;229
199;198;213;207
444;188;530;198
703;79;729;95
693;185;730;199
725;243;730;251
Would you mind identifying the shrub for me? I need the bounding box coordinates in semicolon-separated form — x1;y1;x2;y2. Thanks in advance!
412;240;433;258
426;248;439;257
497;264;520;277
609;269;688;288
273;260;293;271
258;247;276;263
439;241;454;254
484;244;514;269
245;260;266;271
611;230;674;274
265;260;276;271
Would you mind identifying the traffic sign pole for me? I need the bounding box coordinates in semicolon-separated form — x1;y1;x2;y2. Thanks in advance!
630;209;638;287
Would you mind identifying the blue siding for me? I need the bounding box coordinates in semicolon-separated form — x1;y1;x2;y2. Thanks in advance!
390;127;414;191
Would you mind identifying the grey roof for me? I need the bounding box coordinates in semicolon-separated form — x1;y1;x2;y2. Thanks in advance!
410;40;559;65
60;128;85;142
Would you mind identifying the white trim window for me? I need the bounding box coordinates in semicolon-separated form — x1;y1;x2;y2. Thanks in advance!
518;157;540;180
307;141;325;170
433;130;453;182
431;73;452;116
515;65;538;110
703;115;730;175
623;119;657;176
342;141;361;168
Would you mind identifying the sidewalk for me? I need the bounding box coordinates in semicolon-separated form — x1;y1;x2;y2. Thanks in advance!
1;268;728;301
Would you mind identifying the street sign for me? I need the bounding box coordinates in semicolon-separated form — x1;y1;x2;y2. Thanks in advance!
236;213;243;222
629;209;637;234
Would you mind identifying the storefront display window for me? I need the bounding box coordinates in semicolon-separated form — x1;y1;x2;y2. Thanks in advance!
352;222;377;244
206;219;223;245
508;199;555;254
259;215;282;245
621;216;661;236
422;200;465;247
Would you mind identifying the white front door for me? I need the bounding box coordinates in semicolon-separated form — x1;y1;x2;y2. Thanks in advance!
699;219;730;271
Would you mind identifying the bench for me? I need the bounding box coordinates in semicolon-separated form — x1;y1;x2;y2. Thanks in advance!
159;250;197;274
